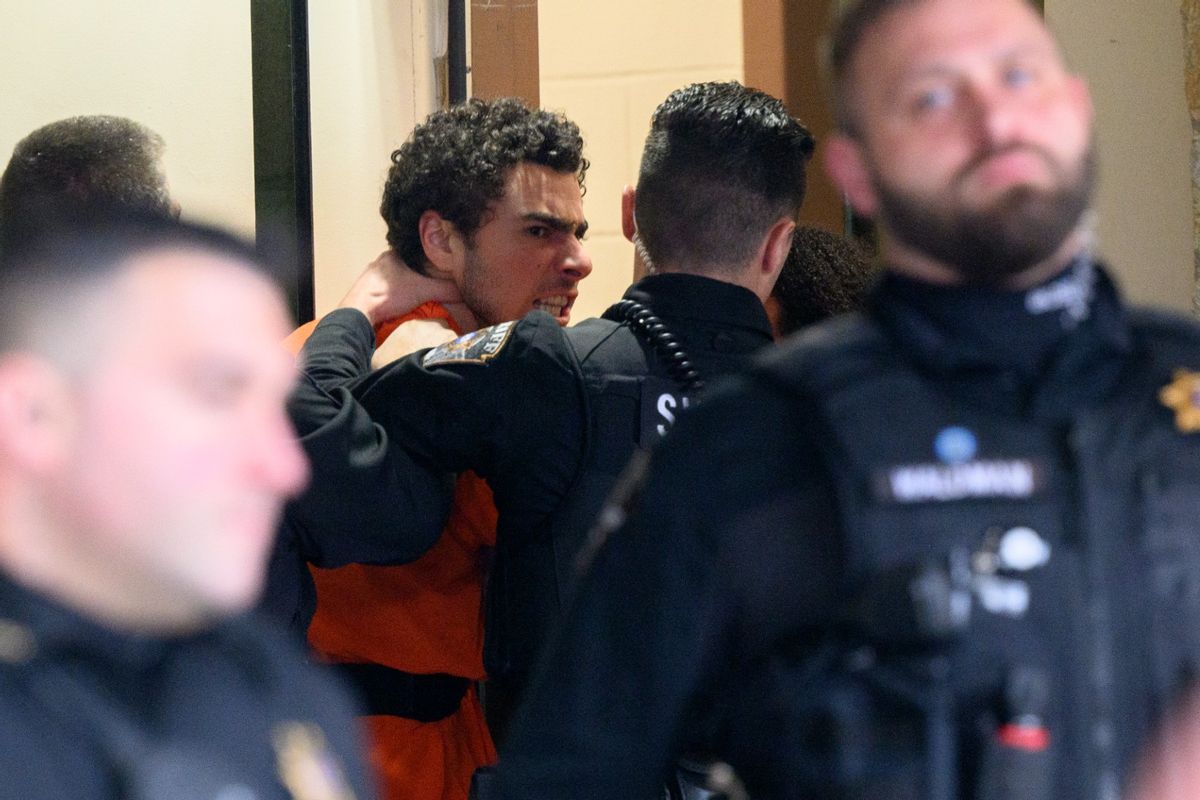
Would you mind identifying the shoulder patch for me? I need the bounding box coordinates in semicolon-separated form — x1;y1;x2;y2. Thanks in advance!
422;321;516;366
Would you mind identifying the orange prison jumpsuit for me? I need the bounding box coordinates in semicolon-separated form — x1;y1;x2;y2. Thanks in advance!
288;303;498;800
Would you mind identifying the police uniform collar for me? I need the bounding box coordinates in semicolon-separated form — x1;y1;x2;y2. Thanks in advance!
0;570;222;672
869;256;1133;417
614;272;773;340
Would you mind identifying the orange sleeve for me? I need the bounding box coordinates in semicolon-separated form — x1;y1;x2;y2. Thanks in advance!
285;302;458;355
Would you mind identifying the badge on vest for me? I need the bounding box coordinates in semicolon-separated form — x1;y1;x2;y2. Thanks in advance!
1159;368;1200;433
421;321;514;366
970;526;1053;619
273;721;358;800
873;426;1047;503
640;376;692;447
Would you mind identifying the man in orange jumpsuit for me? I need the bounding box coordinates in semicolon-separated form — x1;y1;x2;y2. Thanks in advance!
269;97;591;800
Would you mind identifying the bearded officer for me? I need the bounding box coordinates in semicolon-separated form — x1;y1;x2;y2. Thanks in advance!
493;1;1200;799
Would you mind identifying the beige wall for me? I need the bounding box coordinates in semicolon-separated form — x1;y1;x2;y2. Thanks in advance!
538;1;745;320
0;2;437;321
308;1;438;316
0;1;255;237
6;4;1190;317
1047;0;1194;311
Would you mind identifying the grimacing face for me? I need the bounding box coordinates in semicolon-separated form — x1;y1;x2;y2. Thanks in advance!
454;161;592;327
827;0;1095;285
47;248;308;629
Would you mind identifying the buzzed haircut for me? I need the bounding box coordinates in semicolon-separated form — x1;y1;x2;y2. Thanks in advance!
0;210;261;362
380;97;588;275
771;226;876;335
0;116;172;249
634;81;815;276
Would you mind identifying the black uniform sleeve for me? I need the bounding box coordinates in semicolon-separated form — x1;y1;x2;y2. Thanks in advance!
495;374;846;799
284;308;454;567
288;307;590;566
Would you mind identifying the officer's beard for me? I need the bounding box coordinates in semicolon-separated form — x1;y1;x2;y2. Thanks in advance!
873;142;1096;287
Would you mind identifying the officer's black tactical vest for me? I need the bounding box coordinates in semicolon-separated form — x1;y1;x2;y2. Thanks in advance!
747;310;1200;800
482;315;702;736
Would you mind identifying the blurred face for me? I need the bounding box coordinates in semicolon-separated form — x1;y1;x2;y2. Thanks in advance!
456;161;592;326
829;0;1094;285
48;248;308;629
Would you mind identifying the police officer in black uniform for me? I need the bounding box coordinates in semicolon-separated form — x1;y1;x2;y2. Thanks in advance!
0;215;374;800
492;2;1200;799
287;81;814;737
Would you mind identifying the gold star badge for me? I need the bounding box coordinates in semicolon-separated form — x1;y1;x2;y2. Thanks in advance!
273;722;357;800
1159;369;1200;433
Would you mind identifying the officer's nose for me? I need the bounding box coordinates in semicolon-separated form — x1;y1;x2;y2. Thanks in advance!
250;408;310;498
964;80;1025;151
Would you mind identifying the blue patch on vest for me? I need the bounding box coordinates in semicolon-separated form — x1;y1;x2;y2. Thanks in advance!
934;426;977;464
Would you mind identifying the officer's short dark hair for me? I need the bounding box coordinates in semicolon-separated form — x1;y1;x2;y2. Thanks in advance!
826;0;1042;135
772;226;876;335
380;97;588;276
0;208;262;361
0;116;172;250
634;81;814;276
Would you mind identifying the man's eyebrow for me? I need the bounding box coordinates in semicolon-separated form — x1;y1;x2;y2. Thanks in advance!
524;212;589;238
897;44;1057;86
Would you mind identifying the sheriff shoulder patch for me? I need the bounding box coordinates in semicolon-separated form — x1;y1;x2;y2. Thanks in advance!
422;321;515;366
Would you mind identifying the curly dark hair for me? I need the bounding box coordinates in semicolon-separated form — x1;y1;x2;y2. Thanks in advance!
634;81;814;275
0;116;172;249
771;225;877;335
380;98;587;275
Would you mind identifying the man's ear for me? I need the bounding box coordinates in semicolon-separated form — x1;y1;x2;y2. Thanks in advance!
417;210;462;278
620;185;637;243
0;355;74;475
824;133;879;218
757;217;796;300
1067;73;1094;129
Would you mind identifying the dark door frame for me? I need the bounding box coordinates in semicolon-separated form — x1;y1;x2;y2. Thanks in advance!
250;0;469;324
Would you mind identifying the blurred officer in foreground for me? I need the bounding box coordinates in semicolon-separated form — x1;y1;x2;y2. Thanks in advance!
0;213;373;800
494;1;1200;799
287;81;813;745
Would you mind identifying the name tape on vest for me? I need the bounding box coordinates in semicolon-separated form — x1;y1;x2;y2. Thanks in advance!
873;459;1046;504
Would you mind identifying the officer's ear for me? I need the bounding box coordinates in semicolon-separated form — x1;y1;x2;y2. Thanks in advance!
620;185;638;244
0;354;75;475
622;186;654;281
418;210;464;279
753;217;796;302
824;133;879;218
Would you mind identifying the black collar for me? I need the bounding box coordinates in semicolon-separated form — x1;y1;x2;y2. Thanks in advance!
610;272;773;343
868;257;1134;419
0;572;218;672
